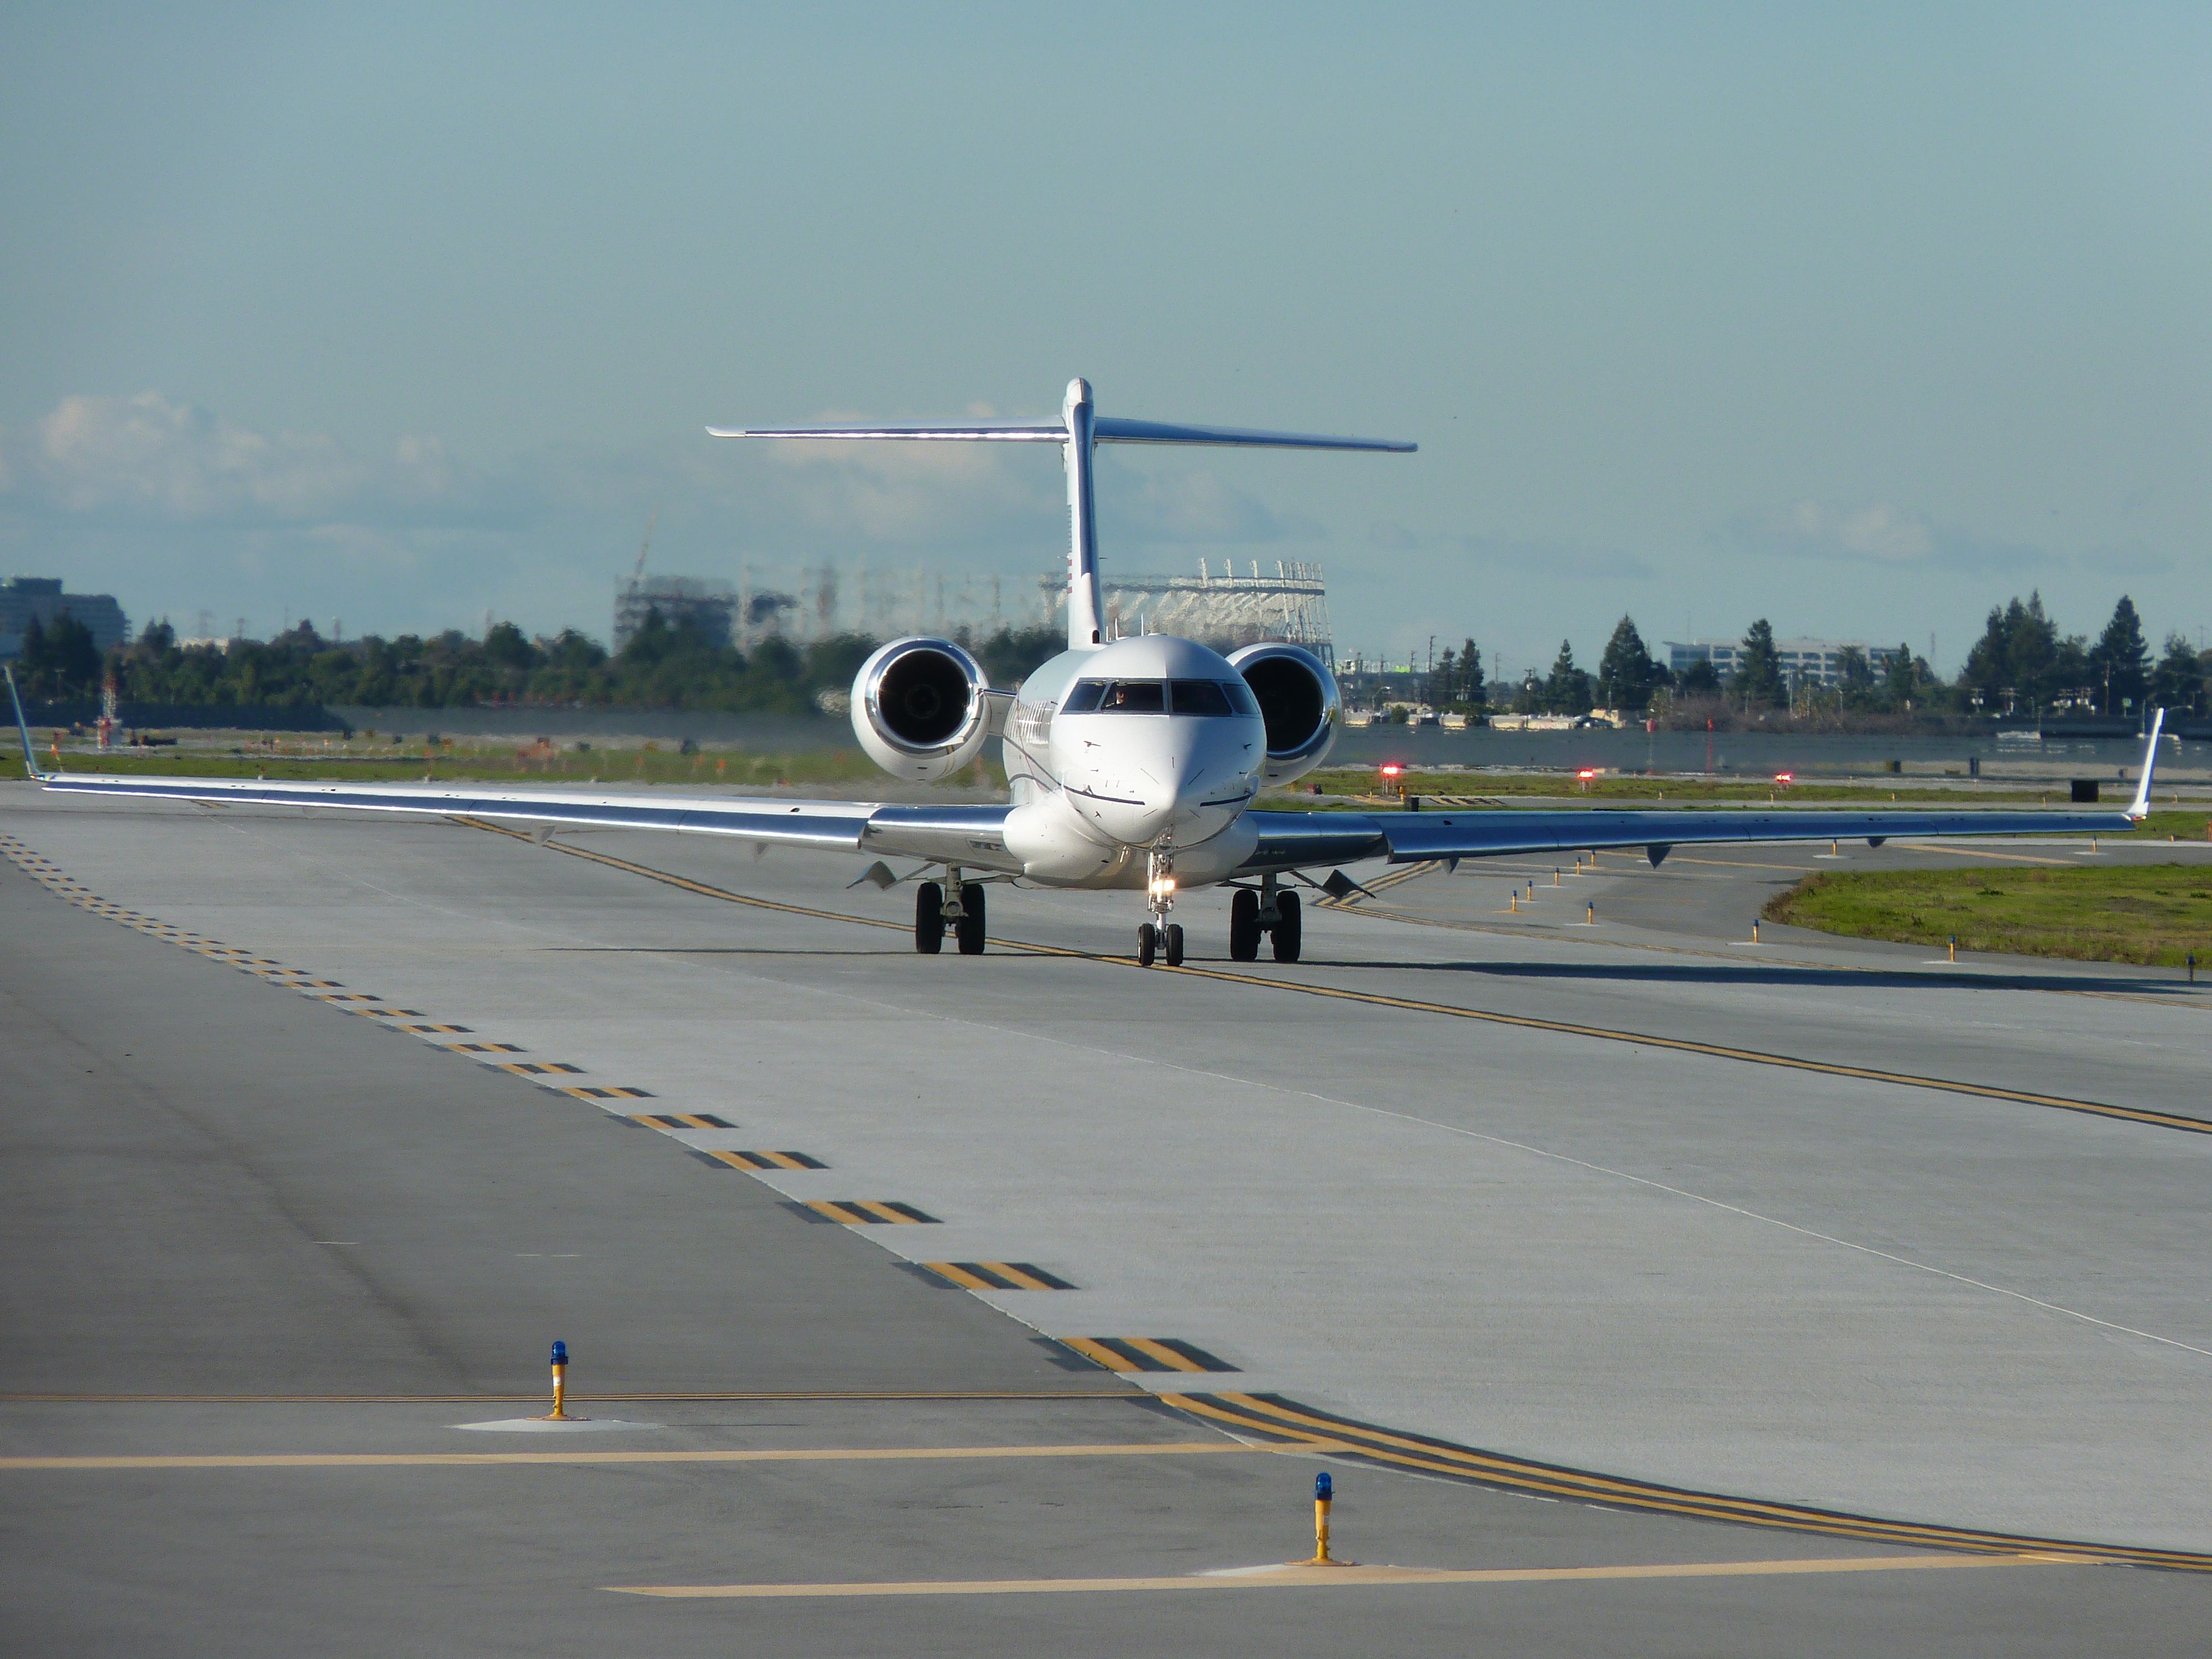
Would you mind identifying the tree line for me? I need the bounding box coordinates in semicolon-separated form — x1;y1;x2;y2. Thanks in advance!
12;591;2206;722
1407;593;2205;721
9;608;1066;714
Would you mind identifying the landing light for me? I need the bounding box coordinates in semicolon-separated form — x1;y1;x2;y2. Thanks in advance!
1148;876;1177;900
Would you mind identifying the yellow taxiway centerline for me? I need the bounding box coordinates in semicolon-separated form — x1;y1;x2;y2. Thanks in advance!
457;821;2212;1136
0;1442;1269;1472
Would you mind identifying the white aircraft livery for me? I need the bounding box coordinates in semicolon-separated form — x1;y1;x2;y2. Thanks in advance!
10;378;2164;968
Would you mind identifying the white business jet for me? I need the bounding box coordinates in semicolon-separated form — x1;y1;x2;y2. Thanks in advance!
8;378;2164;968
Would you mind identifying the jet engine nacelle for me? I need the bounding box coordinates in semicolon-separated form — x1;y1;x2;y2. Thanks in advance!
851;637;992;782
1228;641;1339;784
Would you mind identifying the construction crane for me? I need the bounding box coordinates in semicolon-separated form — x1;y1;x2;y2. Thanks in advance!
631;507;658;581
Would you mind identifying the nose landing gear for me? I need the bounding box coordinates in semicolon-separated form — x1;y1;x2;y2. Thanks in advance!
1138;848;1184;967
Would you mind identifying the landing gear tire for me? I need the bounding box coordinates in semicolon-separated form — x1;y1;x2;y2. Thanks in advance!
1164;922;1185;967
1228;889;1260;961
955;883;986;954
1271;891;1302;963
1137;922;1158;967
915;881;945;954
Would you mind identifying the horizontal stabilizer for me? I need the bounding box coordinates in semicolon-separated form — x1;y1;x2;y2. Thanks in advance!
708;423;1063;442
1093;418;1414;452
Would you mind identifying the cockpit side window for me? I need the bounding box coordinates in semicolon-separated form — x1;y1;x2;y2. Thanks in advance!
1166;679;1234;716
1221;677;1260;717
1060;679;1107;713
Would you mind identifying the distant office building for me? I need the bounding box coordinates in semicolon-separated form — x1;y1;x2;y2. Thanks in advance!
1666;636;1901;688
0;576;130;661
614;576;738;651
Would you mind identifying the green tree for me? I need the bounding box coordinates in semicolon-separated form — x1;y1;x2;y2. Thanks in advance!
1833;646;1874;701
1542;639;1592;714
1594;615;1658;711
15;612;103;697
1730;619;1786;709
483;621;539;672
1676;654;1721;696
2090;596;2151;715
1959;591;2080;713
1457;638;1485;711
2151;634;2205;716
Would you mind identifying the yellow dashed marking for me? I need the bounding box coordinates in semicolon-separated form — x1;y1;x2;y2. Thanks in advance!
804;1199;936;1225
1059;1337;1235;1374
925;1262;1074;1291
700;1149;826;1171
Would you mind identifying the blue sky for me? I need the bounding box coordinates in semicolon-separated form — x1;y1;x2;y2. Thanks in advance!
1;4;2205;679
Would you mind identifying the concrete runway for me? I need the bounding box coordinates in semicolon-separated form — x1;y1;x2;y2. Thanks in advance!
6;782;2211;1653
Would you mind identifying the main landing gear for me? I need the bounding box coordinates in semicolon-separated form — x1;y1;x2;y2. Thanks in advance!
915;870;986;955
1228;873;1301;963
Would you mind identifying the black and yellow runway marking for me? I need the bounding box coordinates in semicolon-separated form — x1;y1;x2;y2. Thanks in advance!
446;1041;524;1053
634;1112;735;1130
491;1060;585;1076
556;1084;655;1100
696;1149;826;1171
925;1261;1074;1291
1060;1337;1237;1373
455;821;2212;1139
803;1199;937;1225
1165;1392;2212;1573
401;1022;473;1034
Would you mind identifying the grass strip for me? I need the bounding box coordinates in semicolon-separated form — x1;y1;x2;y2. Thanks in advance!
1765;864;2212;968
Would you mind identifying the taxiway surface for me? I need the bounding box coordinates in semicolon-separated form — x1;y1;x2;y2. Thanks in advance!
6;784;2210;1653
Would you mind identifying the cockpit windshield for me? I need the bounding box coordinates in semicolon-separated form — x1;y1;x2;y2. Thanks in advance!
1063;678;1258;717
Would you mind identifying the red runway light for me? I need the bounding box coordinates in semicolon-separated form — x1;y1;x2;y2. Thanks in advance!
1380;764;1404;779
1774;771;1794;784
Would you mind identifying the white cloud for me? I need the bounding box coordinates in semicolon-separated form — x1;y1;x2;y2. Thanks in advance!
1110;466;1312;545
1741;500;2049;572
14;392;470;524
760;427;1057;542
1460;533;1655;581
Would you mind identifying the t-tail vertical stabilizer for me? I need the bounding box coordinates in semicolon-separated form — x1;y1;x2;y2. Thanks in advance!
709;378;1413;653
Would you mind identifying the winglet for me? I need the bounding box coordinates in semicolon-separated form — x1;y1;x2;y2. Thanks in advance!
2126;708;2165;821
4;667;53;781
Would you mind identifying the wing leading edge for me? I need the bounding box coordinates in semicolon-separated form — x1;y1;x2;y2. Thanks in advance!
1245;713;2163;872
17;768;1018;869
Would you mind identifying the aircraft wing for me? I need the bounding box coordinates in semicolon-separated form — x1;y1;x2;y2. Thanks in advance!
1238;802;2137;873
14;767;1020;873
1243;712;2163;872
